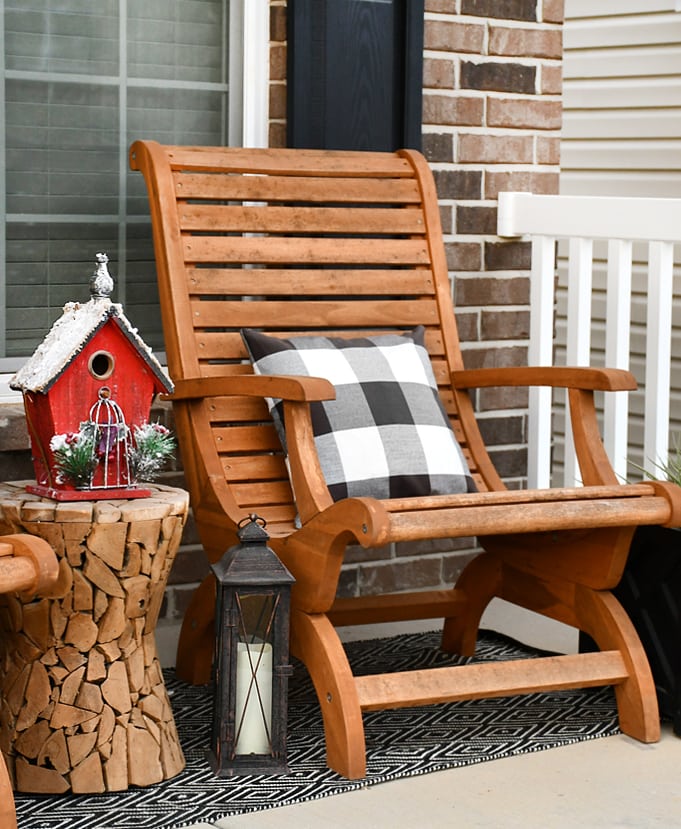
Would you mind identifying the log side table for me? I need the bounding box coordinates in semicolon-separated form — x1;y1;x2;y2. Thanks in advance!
0;481;189;794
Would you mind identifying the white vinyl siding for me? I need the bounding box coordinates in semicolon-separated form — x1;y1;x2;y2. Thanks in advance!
560;1;681;479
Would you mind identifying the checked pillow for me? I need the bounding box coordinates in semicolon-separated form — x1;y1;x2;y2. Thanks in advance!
241;327;476;502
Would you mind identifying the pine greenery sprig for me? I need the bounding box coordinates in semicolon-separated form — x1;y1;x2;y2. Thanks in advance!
634;432;681;487
50;423;98;487
128;422;176;482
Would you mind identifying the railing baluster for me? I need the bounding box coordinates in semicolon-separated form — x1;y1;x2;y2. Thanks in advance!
644;241;674;477
604;239;633;482
528;235;556;489
564;238;593;486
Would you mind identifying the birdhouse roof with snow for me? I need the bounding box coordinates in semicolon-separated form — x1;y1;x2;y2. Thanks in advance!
11;252;172;397
10;296;173;395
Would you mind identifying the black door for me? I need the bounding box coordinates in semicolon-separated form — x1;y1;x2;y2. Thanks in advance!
287;0;423;151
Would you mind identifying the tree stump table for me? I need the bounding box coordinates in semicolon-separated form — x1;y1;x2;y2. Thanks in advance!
0;481;189;793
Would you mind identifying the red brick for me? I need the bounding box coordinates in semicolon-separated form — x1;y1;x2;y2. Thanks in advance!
542;0;565;24
423;94;485;127
433;168;482;199
477;414;526;446
423;58;455;90
425;0;457;11
485;169;559;198
487;96;562;130
481;309;530;339
425;20;486;54
269;84;286;120
461;61;536;94
456;204;498;235
465;344;529;370
270;44;286;81
455;310;479;342
484;240;532;271
490;26;562;59
455;276;530;306
536;135;561;165
462;0;537;21
269;122;286;148
445;241;482;271
439;204;454;233
486;445;529;478
541;63;562;94
423;132;454;163
270;3;286;42
458;133;534;164
479;385;529;412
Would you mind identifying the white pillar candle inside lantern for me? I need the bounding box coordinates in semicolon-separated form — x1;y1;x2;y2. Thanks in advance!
235;640;273;754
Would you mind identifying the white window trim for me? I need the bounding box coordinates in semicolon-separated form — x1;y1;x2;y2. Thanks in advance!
230;0;270;148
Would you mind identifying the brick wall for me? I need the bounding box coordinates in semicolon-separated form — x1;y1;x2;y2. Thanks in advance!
0;0;564;661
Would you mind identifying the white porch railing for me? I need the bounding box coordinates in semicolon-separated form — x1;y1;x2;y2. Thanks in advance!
497;191;681;489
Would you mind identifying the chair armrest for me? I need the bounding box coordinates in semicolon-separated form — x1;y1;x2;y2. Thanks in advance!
164;374;336;402
166;375;337;523
451;366;637;392
452;365;636;487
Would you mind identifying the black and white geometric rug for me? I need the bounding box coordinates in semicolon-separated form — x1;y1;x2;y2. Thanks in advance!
14;630;620;829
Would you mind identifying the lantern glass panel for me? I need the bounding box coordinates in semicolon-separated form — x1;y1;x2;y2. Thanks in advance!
234;591;278;756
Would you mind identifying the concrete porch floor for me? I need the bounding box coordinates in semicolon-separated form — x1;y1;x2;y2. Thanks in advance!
158;600;681;829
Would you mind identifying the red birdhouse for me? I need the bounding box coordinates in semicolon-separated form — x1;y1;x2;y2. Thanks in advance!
10;254;174;501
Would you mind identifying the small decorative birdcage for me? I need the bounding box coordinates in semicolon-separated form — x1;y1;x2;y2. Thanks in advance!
83;387;132;490
10;253;175;501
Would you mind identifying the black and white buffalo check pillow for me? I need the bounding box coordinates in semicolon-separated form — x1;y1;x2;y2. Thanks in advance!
241;327;476;501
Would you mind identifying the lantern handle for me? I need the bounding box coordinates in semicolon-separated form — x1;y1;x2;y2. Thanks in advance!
238;513;267;530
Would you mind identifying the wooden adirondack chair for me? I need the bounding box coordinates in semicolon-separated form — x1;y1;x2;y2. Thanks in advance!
0;534;59;829
130;141;681;780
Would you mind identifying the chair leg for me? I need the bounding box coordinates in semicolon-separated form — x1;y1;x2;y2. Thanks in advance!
441;552;502;656
175;574;216;685
1;753;17;829
290;608;367;779
576;585;660;743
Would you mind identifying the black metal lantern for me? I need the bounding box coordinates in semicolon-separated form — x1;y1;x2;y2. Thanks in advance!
209;514;295;776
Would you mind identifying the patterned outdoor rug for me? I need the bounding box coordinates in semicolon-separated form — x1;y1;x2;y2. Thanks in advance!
14;630;620;829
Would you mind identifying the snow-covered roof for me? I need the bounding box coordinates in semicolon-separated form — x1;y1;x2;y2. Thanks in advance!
10;297;173;394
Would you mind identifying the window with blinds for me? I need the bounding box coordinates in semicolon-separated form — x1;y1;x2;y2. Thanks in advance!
1;0;230;364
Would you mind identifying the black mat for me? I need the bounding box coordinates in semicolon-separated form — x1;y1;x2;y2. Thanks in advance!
14;630;620;829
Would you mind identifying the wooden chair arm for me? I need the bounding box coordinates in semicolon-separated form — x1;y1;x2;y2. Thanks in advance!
164;374;336;402
451;366;637;392
452;366;636;486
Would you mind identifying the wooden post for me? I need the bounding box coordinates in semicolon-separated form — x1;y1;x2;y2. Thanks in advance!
0;482;189;793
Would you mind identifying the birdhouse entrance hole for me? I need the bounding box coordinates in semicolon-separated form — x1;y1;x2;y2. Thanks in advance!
88;350;115;380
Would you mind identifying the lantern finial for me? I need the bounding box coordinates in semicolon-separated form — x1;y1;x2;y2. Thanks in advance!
90;252;114;299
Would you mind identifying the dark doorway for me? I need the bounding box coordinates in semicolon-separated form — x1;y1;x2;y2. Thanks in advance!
287;0;424;151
